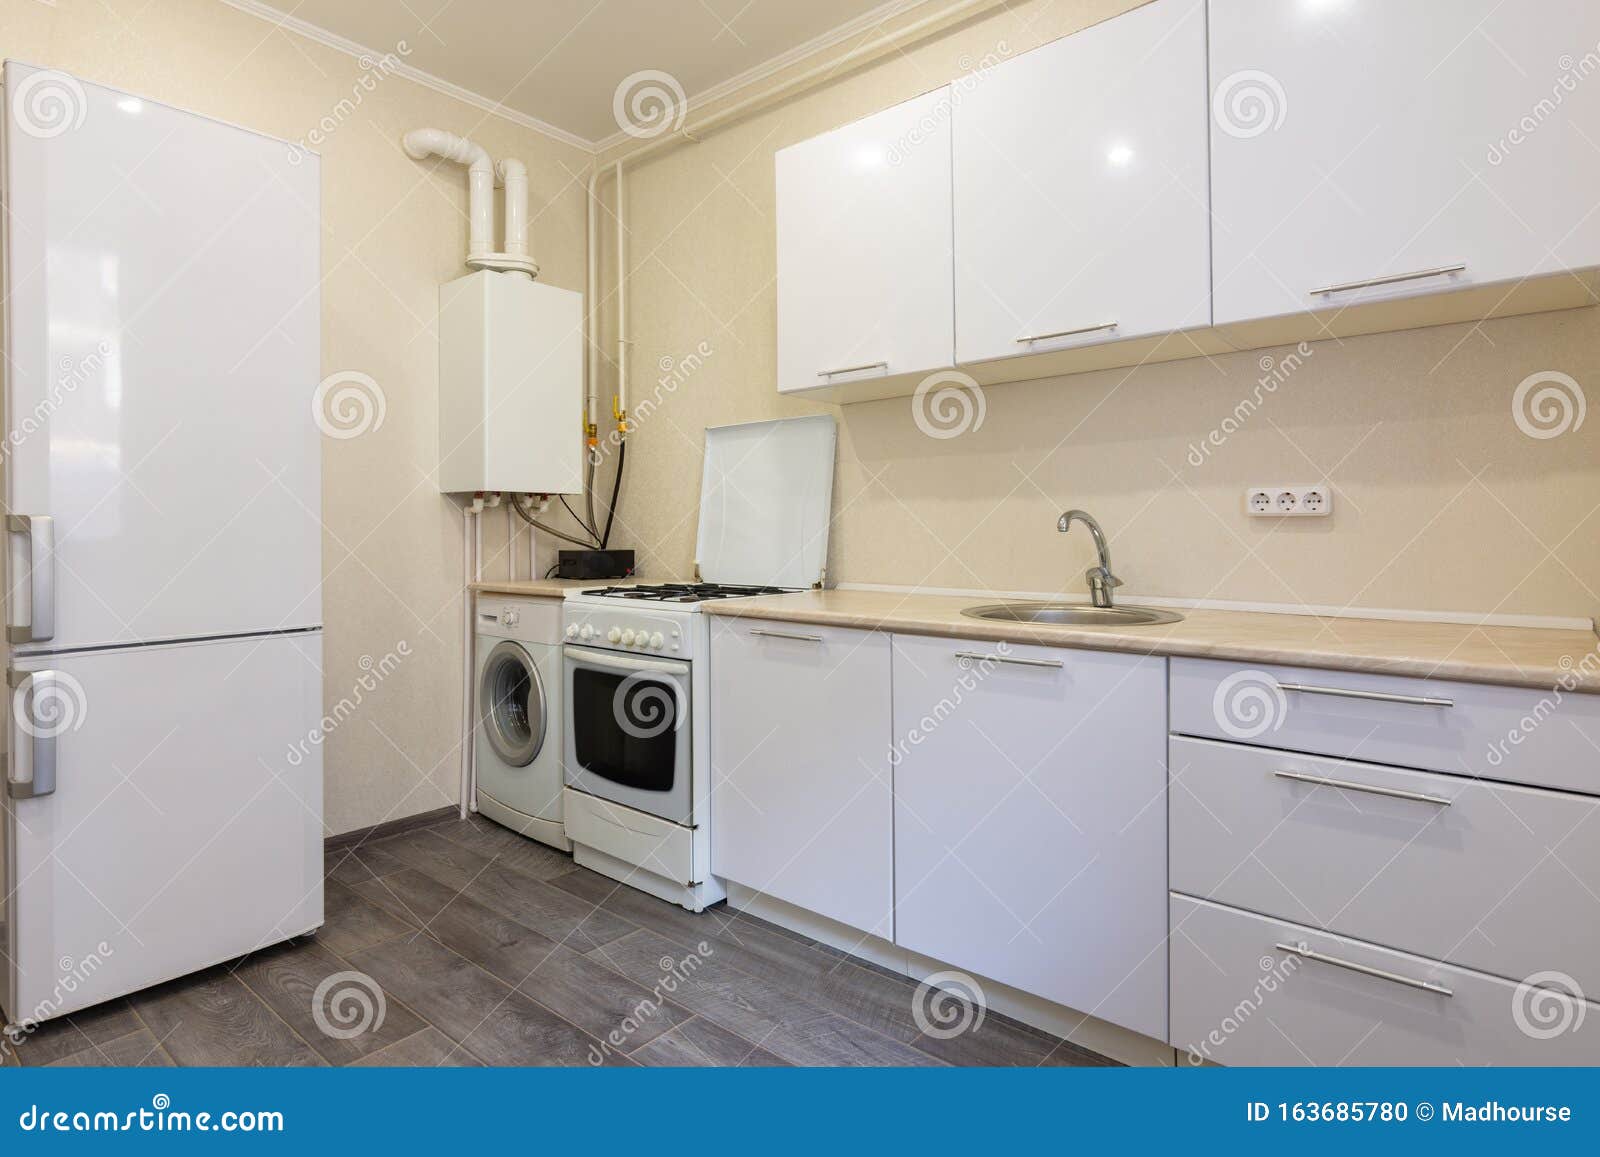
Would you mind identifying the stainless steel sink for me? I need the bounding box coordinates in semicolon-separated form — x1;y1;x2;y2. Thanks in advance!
961;602;1184;627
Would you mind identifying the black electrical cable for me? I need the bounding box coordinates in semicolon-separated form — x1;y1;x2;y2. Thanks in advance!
600;439;625;549
560;494;600;542
510;495;595;548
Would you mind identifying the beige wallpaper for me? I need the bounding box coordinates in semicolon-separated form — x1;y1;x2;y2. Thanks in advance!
601;0;1600;625
1;0;589;834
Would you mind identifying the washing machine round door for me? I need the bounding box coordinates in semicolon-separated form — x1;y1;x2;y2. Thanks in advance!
480;640;546;768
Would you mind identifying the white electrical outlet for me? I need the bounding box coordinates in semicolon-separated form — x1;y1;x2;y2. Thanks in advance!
1245;485;1332;518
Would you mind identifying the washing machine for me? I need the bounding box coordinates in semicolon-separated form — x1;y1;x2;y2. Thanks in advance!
473;594;571;850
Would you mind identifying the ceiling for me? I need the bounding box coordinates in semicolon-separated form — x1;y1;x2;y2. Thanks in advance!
247;0;908;148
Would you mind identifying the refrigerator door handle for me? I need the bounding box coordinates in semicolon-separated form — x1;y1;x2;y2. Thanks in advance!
5;668;58;800
7;514;56;644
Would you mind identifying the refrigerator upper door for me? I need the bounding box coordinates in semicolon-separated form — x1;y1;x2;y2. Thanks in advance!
2;63;322;651
4;632;324;1023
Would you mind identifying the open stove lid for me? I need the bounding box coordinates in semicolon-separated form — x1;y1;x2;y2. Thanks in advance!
694;414;837;589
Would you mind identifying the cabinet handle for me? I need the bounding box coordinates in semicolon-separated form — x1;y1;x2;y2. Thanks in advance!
7;514;55;644
1276;681;1453;708
953;650;1063;670
817;361;887;378
1310;263;1466;296
1015;321;1118;344
1273;769;1452;807
1273;942;1453;997
6;668;59;800
749;628;823;643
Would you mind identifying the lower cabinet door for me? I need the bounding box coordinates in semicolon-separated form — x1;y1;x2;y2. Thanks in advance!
891;635;1168;1039
709;619;893;938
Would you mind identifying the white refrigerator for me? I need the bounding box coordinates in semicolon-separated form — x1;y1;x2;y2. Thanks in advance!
1;63;324;1027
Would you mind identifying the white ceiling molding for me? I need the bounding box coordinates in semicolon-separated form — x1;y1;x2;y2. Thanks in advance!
218;0;597;152
221;0;939;155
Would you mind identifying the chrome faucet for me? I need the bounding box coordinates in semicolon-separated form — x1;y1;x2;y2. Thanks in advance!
1057;510;1122;609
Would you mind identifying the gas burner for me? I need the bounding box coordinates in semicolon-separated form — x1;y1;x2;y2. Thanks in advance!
580;582;794;604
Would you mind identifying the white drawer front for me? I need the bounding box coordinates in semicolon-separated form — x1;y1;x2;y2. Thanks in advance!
1170;736;1600;993
1171;895;1600;1066
1170;657;1600;796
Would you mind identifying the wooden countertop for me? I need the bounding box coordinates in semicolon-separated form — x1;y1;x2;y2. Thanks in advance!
700;589;1600;694
470;579;626;597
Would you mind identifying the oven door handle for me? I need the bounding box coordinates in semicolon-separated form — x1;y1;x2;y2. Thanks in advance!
564;645;691;678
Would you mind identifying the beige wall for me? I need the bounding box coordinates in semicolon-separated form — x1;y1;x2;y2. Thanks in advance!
605;0;1600;624
1;0;590;833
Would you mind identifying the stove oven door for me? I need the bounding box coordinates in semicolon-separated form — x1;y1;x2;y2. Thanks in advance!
563;646;693;825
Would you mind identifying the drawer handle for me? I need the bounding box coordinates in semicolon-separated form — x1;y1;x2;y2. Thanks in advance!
749;628;823;643
953;650;1063;670
1273;770;1452;807
817;360;887;378
1311;263;1466;296
1274;942;1453;997
1276;681;1453;709
1015;321;1118;344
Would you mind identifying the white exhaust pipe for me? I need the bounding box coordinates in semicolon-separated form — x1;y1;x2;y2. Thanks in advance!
496;158;529;265
403;129;538;277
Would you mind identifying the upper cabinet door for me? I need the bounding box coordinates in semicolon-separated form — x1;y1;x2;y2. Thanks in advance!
953;0;1211;364
775;88;954;393
1210;0;1600;326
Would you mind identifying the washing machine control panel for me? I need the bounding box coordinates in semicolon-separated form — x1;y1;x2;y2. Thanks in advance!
562;605;691;659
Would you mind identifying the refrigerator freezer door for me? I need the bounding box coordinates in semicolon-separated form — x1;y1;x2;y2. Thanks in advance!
2;62;322;652
3;632;323;1024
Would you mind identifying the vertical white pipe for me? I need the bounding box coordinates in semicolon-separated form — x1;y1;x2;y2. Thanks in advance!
497;158;530;267
615;161;627;415
460;507;476;819
585;167;601;430
402;128;494;263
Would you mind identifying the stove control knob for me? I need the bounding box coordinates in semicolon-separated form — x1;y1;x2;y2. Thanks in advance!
565;624;578;639
607;627;622;643
621;629;636;646
649;632;665;650
579;625;595;641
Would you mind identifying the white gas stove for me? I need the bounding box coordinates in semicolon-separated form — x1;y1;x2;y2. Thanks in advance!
558;416;836;911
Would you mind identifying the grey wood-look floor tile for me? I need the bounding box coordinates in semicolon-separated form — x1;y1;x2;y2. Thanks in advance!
12;998;142;1067
373;829;496;891
464;863;636;952
232;939;425;1065
368;869;689;1049
315;879;416;957
757;1007;945;1067
324;844;410;887
630;1017;789;1068
349;1026;480;1068
429;817;575;881
130;969;325;1067
345;933;609;1066
47;1029;173;1068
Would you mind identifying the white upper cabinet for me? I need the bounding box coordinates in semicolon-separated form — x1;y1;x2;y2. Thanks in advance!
953;0;1211;363
1210;0;1600;326
775;87;954;394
